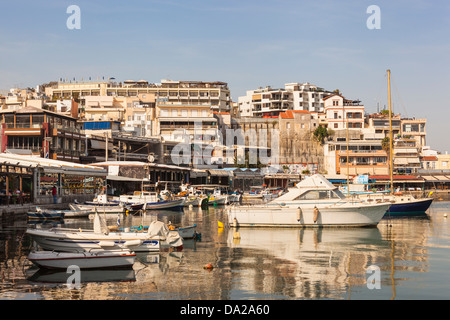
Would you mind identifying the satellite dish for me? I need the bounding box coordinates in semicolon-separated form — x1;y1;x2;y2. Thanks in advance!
148;155;155;163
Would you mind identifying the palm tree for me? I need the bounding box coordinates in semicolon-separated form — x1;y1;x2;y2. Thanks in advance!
381;136;392;174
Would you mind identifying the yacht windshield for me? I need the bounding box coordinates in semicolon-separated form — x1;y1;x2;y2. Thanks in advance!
333;189;346;199
295;190;342;200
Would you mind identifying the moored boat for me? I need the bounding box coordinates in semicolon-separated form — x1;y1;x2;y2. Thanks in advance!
27;249;136;269
26;213;183;252
27;207;65;220
172;224;197;239
352;192;433;216
228;174;391;228
117;191;185;210
69;203;126;214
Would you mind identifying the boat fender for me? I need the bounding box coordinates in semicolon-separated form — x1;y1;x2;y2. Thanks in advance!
281;202;286;206
297;207;302;222
123;240;142;247
233;217;238;228
98;241;116;247
313;206;319;223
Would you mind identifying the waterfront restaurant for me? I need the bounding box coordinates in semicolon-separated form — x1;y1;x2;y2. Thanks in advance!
0;153;107;206
91;161;190;195
0;106;86;163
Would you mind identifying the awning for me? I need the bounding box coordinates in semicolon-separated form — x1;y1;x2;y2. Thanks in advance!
190;169;208;178
407;158;421;164
208;169;231;177
106;175;143;182
394;148;418;154
158;117;217;122
394;158;408;165
421;175;438;181
265;174;301;179
90;140;114;150
430;176;450;182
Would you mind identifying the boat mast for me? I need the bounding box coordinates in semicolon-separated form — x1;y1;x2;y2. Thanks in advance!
387;69;394;195
346;105;350;197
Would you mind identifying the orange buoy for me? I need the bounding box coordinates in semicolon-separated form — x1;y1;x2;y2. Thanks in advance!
204;263;214;270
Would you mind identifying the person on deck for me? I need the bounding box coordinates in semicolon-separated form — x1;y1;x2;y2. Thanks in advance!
52;186;57;204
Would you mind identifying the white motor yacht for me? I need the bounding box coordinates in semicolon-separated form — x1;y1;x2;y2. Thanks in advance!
228;174;391;227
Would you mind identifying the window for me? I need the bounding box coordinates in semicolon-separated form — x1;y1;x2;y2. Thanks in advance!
160;109;168;117
172;109;178;117
191;110;198;117
334;123;338;129
294;190;341;200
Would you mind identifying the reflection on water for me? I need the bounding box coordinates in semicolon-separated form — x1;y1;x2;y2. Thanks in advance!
0;203;449;300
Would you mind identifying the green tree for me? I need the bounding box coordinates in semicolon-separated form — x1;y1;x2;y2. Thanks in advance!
313;126;331;144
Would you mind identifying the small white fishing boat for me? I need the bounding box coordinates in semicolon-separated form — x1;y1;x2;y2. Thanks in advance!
228;174;391;228
69;203;126;214
117;191;185;210
26;213;183;252
27;249;136;269
172;224;197;239
27;208;65;220
183;195;204;207
227;193;241;203
28;206;92;219
207;195;227;206
121;224;198;240
61;209;92;218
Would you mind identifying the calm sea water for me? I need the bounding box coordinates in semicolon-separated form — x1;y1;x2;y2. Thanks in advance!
0;202;449;300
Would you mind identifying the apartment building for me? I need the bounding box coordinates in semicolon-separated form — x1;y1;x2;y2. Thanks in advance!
436;153;450;170
393;138;421;174
401;118;426;149
324;140;388;176
323;94;365;131
285;82;333;112
364;112;401;139
0;106;86;162
155;102;220;167
45;79;231;113
238;82;333;117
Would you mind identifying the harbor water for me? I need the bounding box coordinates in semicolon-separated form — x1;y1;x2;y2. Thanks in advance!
1;202;450;300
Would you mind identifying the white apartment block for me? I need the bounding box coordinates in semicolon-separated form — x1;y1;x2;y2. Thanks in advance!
155;102;219;143
45;79;231;113
238;82;333;117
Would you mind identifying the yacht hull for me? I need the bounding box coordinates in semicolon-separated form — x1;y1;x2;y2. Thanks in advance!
387;198;433;215
228;202;391;228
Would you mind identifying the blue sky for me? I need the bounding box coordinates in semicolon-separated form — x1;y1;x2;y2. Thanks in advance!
1;0;450;152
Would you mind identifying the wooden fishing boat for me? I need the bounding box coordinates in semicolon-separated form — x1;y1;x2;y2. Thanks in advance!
27;208;65;220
